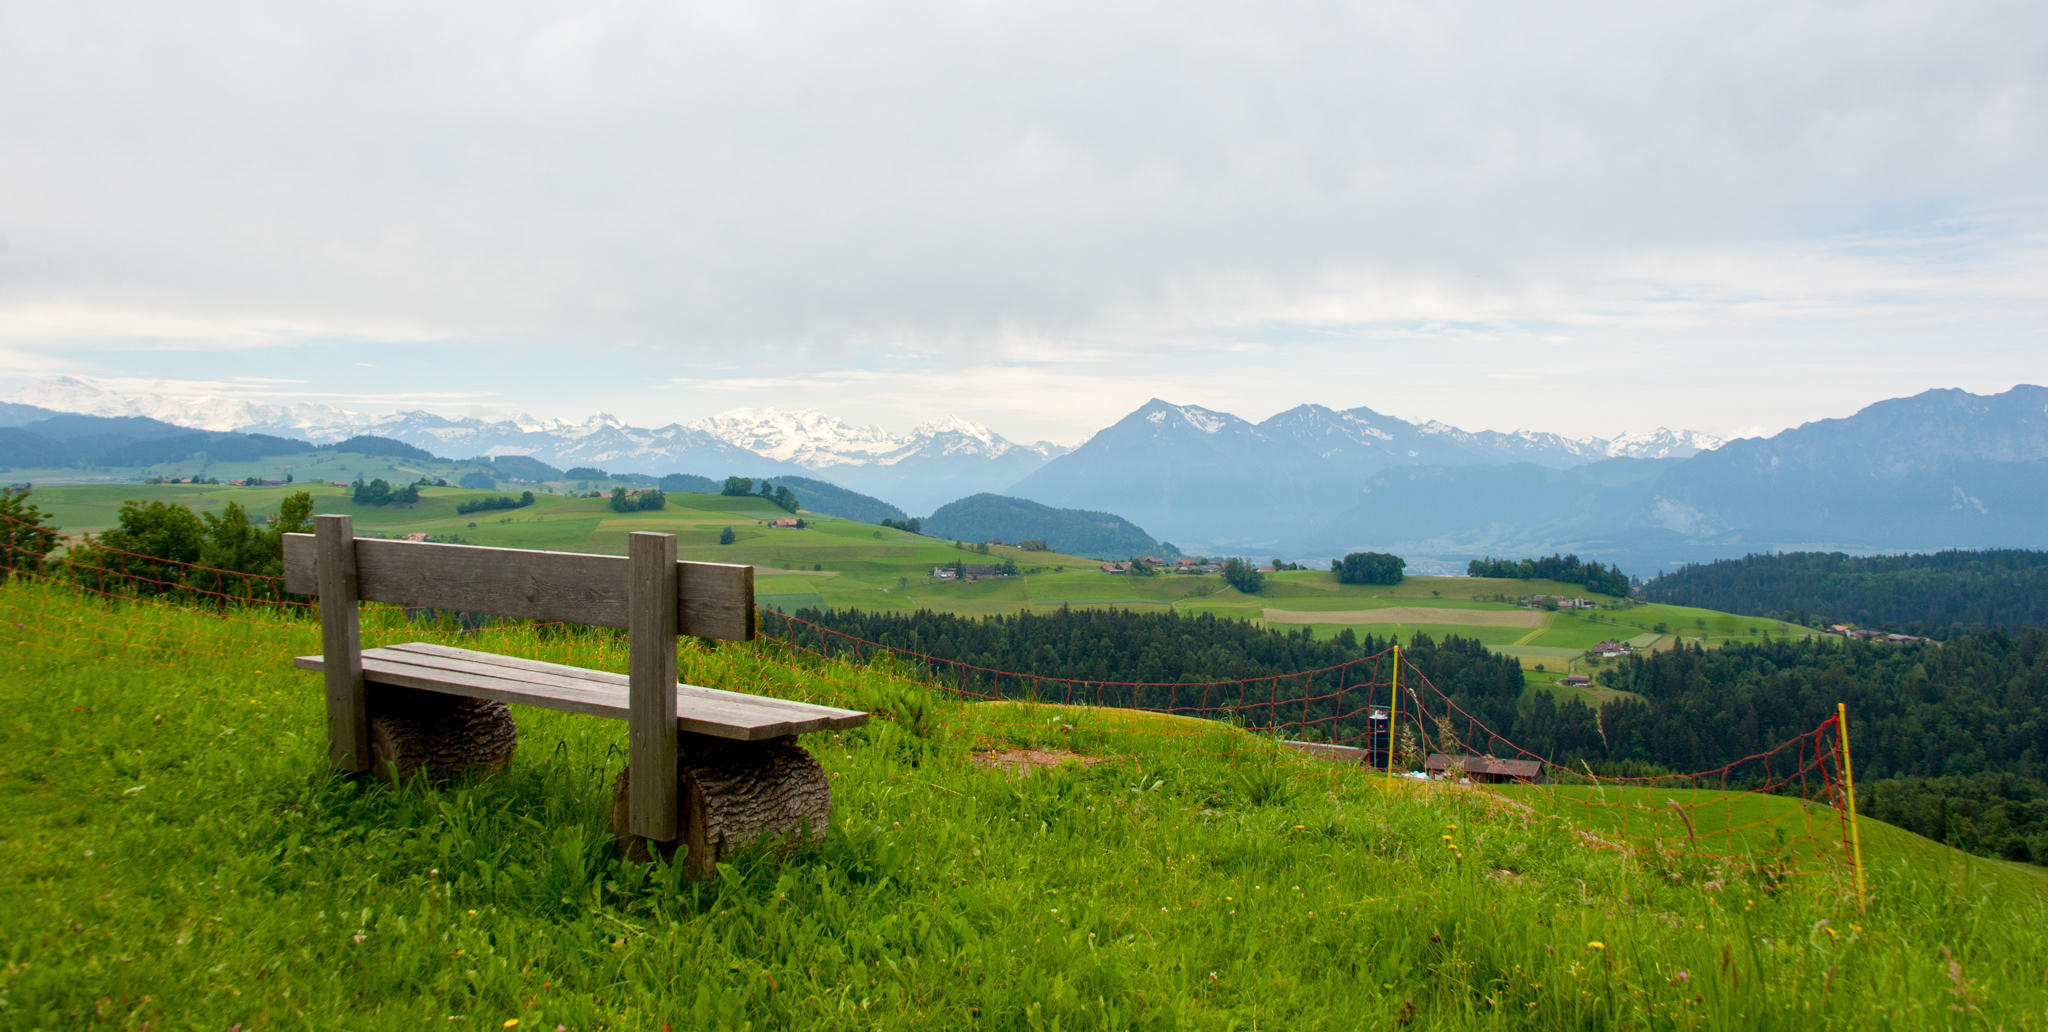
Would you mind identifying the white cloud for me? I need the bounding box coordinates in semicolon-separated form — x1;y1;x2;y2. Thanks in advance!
0;2;2043;441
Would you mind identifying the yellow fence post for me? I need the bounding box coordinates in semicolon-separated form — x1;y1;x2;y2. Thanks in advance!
1836;701;1868;913
1388;644;1401;777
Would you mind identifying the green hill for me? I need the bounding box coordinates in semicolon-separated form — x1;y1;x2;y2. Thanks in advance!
921;492;1176;560
1;577;2043;1029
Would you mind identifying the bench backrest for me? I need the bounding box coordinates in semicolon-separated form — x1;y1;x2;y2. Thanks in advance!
285;514;754;843
282;530;754;640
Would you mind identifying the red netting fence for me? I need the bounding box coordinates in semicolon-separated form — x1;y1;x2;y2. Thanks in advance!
0;513;1861;885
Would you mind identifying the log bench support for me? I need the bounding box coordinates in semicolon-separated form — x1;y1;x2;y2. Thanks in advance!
285;516;866;876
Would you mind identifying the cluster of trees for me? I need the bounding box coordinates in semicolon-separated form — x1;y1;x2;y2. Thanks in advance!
1467;554;1632;596
1861;773;2048;865
1640;549;2048;633
63;491;316;604
0;487;61;579
607;487;666;513
1222;557;1264;594
456;491;536;515
879;517;923;534
1333;551;1405;585
350;477;419;506
721;477;798;513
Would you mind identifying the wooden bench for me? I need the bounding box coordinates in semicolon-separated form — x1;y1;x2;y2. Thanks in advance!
283;514;866;876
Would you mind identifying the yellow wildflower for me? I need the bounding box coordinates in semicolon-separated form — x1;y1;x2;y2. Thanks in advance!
1586;941;1606;950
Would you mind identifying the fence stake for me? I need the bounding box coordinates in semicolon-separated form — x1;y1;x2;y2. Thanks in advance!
1387;644;1400;777
1835;701;1868;913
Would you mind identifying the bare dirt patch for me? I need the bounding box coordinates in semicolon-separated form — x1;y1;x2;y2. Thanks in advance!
970;748;1105;775
1261;606;1542;628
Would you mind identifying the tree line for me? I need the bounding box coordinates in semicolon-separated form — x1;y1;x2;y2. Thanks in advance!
771;606;1523;744
1639;549;2048;633
1467;553;1631;596
722;477;798;513
456;490;536;515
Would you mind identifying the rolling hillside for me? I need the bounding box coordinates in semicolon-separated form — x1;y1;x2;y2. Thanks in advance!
1;575;2043;1029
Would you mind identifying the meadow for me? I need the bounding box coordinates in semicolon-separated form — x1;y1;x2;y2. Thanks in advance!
0;576;2042;1029
27;482;1813;674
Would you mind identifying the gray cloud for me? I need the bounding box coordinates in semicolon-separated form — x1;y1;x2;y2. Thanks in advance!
2;1;2044;438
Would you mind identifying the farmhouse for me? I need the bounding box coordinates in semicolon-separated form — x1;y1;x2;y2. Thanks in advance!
1559;674;1592;687
769;518;800;528
1424;753;1545;784
1587;640;1631;658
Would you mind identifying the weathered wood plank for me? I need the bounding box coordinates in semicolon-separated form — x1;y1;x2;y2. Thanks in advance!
368;649;837;734
681;559;756;641
293;647;867;738
315;515;370;772
629;532;680;842
282;533;754;640
386;643;867;728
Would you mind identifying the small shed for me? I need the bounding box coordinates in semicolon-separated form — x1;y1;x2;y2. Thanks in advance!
1424;753;1545;785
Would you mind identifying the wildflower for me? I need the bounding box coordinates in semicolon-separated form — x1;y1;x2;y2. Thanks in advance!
1293;824;1305;830
1586;941;1606;950
1673;970;1690;983
503;1022;519;1029
1441;834;1453;842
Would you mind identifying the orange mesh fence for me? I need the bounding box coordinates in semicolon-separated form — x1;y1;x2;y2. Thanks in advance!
0;515;1857;880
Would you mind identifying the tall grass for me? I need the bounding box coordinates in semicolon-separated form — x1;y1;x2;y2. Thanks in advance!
1;577;2044;1029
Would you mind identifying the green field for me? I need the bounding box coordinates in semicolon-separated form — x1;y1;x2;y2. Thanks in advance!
25;482;1818;687
1;576;2042;1029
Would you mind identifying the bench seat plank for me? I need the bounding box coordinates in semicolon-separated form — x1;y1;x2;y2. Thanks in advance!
293;642;868;742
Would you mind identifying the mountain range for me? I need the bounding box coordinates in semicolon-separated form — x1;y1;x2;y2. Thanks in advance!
6;378;1066;514
1005;388;2047;573
11;376;2043;574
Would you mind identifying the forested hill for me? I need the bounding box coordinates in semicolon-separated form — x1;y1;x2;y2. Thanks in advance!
919;494;1176;560
1639;549;2048;632
783;604;2048;863
1598;632;2048;863
777;607;1525;738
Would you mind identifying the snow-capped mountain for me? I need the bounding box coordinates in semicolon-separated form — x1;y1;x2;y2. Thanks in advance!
1605;428;1725;460
688;408;903;466
687;407;1065;470
10;375;374;435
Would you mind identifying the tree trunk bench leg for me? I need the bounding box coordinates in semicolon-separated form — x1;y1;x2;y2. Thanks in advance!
610;734;833;878
363;685;519;784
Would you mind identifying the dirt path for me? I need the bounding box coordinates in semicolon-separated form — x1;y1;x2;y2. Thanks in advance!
1262;606;1542;628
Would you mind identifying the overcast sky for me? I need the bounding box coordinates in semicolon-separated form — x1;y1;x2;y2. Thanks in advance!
3;1;2044;444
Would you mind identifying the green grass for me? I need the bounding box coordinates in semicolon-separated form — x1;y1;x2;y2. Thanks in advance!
24;482;1822;713
2;578;2046;1029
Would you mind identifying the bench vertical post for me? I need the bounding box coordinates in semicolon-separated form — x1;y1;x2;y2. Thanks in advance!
315;514;370;772
628;531;680;842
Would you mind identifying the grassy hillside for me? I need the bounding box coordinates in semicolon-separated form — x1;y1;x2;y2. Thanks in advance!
25;482;1818;716
0;578;2042;1029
